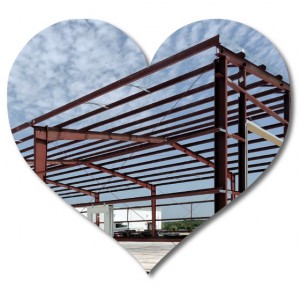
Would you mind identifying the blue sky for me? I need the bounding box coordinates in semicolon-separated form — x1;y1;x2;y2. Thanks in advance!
7;19;289;220
7;19;148;128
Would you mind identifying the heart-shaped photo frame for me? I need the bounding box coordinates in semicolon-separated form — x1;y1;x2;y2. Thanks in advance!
7;19;290;273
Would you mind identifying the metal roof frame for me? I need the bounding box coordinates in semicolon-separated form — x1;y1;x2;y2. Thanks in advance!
11;35;290;237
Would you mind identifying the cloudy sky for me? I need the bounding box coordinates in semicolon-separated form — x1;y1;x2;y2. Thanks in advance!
8;19;289;129
7;19;148;128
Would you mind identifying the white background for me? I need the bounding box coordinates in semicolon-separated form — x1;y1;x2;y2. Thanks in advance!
0;1;299;286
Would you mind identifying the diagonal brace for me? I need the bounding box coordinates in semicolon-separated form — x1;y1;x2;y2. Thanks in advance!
171;142;233;180
84;162;155;190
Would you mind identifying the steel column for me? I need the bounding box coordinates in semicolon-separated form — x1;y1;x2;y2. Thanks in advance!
238;68;247;192
231;173;236;200
95;193;100;226
34;127;47;181
214;57;228;212
151;186;156;237
284;92;290;136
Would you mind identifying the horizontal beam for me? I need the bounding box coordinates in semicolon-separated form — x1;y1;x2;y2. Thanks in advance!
217;45;290;91
36;88;281;164
72;188;221;208
246;120;283;147
41;127;221;171
34;126;166;144
112;199;215;210
27;159;79;166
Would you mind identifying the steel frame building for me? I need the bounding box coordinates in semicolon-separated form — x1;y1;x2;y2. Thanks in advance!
11;35;290;238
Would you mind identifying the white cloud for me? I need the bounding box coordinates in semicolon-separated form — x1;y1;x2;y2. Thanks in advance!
8;19;147;128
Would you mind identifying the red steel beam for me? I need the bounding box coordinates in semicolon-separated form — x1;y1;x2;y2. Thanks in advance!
284;92;290;136
16;64;217;150
171;142;215;169
151;186;156;237
113;199;215;210
53;152;276;188
37;88;281;163
46;179;97;198
238;68;247;192
42;127;221;172
12;35;220;134
95;193;100;226
54;63;215;130
19;79;279;156
72;187;222;208
84;162;155;191
34;126;166;144
45;119;283;179
217;45;290;91
171;142;235;181
34;127;47;181
214;57;228;212
27;159;79;166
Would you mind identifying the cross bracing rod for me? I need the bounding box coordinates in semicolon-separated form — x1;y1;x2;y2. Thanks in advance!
60;166;268;197
43;121;283;176
35;94;283;166
50;152;276;187
23;83;283;161
12;35;220;134
84;162;155;190
55;157;274;195
71;187;222;208
19;74;273;156
61;168;267;200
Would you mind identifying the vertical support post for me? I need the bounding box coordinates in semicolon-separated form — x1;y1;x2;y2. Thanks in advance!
95;193;100;226
231;173;236;200
151;186;156;237
34;127;47;182
104;205;114;236
284;92;290;136
214;57;228;213
127;207;129;230
87;205;114;236
238;68;247;192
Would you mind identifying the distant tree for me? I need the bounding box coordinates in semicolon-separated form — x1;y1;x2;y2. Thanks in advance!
162;219;204;231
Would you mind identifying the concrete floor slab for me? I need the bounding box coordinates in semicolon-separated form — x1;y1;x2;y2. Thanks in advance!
120;241;178;273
